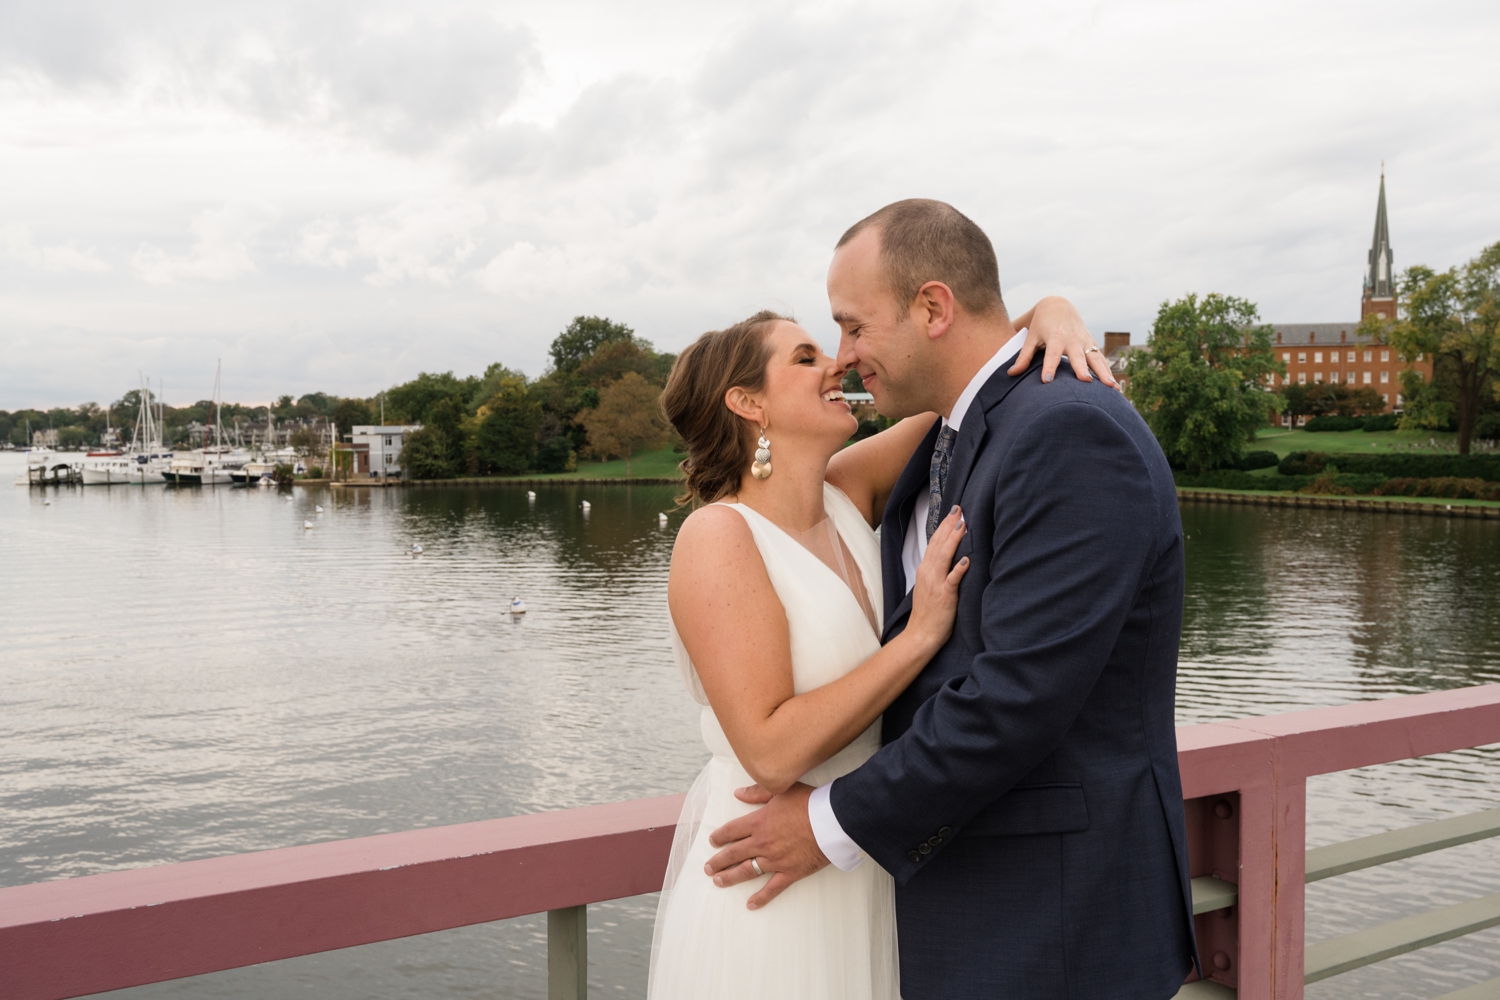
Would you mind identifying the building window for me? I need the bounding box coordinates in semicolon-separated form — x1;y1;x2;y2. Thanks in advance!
1345;351;1353;362
385;436;392;447
1364;350;1373;362
1416;352;1424;361
1381;371;1390;383
1314;372;1323;383
1282;352;1291;362
1347;372;1356;384
1383;394;1391;405
1298;352;1307;363
1331;371;1339;383
1381;350;1390;362
1314;351;1324;363
1363;371;1372;384
1298;373;1307;384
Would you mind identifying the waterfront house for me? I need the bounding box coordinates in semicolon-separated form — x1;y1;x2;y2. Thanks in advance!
349;425;421;479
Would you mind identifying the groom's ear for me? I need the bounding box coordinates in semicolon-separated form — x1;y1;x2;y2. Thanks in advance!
912;281;956;342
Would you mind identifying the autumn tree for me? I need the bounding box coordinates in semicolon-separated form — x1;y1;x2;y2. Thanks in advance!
1126;293;1284;473
578;371;669;475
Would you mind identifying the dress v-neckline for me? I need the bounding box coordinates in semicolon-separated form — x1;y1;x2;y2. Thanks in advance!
717;500;880;638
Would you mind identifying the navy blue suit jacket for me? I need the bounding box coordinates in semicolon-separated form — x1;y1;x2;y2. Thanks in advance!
829;359;1197;1000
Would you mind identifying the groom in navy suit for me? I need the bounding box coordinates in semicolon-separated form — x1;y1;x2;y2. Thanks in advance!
707;199;1197;999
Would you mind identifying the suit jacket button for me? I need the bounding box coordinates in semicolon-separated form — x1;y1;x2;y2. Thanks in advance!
928;835;942;847
939;826;952;838
918;843;932;854
908;850;921;862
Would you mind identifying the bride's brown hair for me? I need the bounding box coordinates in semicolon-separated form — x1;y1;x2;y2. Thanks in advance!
660;310;790;506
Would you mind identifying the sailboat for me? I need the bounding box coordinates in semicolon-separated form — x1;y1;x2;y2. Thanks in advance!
82;378;171;485
165;363;250;485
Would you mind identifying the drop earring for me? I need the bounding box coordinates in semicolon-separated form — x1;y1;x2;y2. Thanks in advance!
751;431;772;480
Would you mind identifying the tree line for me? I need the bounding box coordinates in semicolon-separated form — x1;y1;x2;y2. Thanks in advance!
2;316;677;478
1125;240;1500;471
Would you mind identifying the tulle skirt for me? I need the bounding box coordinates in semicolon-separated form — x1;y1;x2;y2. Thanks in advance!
648;756;900;1000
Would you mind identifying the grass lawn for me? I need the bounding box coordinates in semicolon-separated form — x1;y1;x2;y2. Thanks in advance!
1251;427;1459;458
502;447;684;480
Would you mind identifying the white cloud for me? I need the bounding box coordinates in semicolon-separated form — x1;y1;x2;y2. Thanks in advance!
132;200;278;284
1;0;1498;408
1;227;111;273
353;199;488;286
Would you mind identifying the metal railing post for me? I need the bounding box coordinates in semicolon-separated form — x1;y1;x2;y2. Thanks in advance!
548;905;587;1000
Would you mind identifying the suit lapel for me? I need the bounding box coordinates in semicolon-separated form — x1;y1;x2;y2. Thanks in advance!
945;356;1045;505
877;358;1043;643
879;418;940;639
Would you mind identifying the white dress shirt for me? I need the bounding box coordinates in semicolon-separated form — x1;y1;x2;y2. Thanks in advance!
808;331;1028;871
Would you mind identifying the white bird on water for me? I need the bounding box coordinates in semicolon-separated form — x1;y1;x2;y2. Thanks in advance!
527;491;536;500
580;500;591;511
303;520;314;530
43;499;51;506
511;597;527;614
315;505;324;513
658;512;669;525
411;543;423;555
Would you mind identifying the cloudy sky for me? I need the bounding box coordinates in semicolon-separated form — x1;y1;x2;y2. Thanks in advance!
2;0;1497;409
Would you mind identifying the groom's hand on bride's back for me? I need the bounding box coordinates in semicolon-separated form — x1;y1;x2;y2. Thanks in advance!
705;782;828;909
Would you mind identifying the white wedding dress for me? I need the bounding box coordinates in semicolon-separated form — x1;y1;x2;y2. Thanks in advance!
648;483;899;1000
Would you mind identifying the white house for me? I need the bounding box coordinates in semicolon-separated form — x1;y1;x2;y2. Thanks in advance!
350;425;421;479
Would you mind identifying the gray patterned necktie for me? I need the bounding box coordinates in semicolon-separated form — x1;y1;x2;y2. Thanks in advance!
925;425;958;541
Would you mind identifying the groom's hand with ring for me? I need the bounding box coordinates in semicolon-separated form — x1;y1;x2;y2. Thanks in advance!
705;781;828;909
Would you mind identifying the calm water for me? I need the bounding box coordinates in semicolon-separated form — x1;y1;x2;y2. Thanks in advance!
2;450;1498;999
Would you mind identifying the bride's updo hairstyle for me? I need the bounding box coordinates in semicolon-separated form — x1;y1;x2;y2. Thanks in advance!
661;310;789;506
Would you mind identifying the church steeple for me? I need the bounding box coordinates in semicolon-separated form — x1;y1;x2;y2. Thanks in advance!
1361;168;1395;319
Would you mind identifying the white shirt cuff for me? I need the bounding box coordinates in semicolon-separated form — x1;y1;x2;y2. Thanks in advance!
808;782;864;871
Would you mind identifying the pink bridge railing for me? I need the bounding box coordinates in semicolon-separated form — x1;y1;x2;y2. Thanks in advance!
3;685;1500;1000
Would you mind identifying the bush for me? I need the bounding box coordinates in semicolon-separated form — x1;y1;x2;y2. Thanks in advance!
1175;470;1314;491
1477;413;1500;441
271;463;295;485
1278;451;1329;476
533;435;576;474
1373;477;1500;501
1235;450;1279;471
1304;415;1365;432
1362;413;1400;432
306;466;324;479
1277;451;1500;481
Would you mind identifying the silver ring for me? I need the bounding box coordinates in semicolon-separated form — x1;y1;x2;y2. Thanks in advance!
1084;346;1102;356
750;858;765;877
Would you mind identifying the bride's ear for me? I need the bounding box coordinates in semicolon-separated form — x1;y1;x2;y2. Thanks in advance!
724;386;765;426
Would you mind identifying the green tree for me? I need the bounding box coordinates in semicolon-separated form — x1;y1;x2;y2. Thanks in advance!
400;426;460;479
383;371;479;424
1126;293;1284;473
1383;242;1500;454
472;375;542;475
549;316;637;374
578;371;670;475
333;398;374;436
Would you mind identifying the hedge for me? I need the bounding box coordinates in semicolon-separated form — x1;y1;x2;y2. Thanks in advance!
1277;451;1500;481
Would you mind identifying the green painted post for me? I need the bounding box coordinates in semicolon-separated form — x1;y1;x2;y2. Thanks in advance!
548;905;587;1000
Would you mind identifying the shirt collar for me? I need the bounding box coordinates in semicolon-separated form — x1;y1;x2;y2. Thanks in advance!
942;329;1027;432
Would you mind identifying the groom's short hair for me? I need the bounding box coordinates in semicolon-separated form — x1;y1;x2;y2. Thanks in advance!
837;199;1004;317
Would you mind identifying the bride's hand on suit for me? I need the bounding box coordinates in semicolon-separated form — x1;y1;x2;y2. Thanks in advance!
703;508;971;910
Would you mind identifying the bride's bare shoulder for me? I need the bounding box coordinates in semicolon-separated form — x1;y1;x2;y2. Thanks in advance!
669;504;775;617
673;503;754;564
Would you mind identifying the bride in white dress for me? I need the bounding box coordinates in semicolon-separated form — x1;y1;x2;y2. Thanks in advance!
648;311;971;1000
